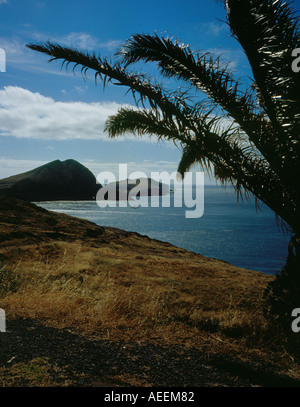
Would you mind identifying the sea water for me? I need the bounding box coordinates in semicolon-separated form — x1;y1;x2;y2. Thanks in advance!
35;185;291;275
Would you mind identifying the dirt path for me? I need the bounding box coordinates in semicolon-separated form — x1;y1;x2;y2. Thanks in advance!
0;318;299;387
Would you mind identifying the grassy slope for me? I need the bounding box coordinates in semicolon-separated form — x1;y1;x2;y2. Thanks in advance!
0;195;299;385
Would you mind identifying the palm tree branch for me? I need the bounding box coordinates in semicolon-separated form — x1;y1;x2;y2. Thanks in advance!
117;33;277;159
226;0;300;145
105;106;294;227
26;42;198;129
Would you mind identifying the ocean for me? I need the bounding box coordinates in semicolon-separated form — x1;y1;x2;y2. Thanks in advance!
35;185;291;275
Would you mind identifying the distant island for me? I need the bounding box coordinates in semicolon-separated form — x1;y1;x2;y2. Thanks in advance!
0;159;101;201
0;160;170;202
100;177;170;201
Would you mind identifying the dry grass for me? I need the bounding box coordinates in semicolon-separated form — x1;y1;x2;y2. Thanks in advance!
0;357;72;387
0;241;281;354
0;196;299;382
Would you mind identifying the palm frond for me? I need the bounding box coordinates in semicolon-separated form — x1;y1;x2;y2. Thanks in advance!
105;107;188;147
116;33;283;171
27;42;193;125
27;0;300;235
226;0;300;145
105;104;294;229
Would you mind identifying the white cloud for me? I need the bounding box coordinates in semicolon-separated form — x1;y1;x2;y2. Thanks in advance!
0;85;238;145
0;32;120;76
201;22;228;37
0;86;136;141
63;32;98;50
0;0;8;4
32;31;121;52
58;32;121;51
73;85;87;95
0;37;28;64
0;37;62;75
205;47;247;71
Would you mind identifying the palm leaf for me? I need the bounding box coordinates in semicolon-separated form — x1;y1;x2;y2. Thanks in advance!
26;0;300;235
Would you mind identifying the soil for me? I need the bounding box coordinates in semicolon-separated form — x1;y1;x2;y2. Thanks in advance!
1;318;299;387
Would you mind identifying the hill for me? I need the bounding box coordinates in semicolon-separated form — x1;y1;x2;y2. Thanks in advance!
0;195;299;387
99;177;170;201
0;159;101;201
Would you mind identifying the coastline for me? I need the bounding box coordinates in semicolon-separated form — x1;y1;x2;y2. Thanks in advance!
0;195;299;386
34;185;290;275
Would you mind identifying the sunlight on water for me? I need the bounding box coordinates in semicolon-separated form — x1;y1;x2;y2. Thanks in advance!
36;186;290;275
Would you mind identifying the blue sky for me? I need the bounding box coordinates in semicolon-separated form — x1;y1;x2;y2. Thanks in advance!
0;0;260;181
